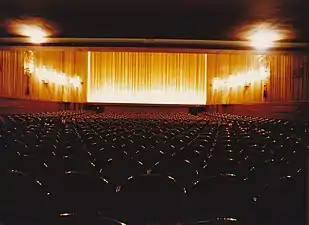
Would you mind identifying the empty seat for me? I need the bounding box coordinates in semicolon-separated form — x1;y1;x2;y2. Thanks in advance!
0;170;51;221
50;171;114;215
152;158;199;188
99;158;145;186
115;174;187;223
0;110;305;224
189;174;253;220
253;168;305;224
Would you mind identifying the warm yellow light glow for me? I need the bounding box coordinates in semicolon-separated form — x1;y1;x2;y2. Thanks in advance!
88;89;205;104
27;61;35;74
18;24;47;43
35;66;82;87
69;77;82;87
87;51;91;102
4;17;57;44
87;52;207;105
23;50;36;76
212;66;270;90
247;25;282;50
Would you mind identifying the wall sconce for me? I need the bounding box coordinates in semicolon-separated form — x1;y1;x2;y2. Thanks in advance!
212;55;271;90
68;76;82;88
24;50;35;77
24;51;83;88
42;79;48;84
36;66;83;87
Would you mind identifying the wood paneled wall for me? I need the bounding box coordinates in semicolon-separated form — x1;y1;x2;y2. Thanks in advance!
1;48;308;106
0;50;25;99
206;102;309;121
33;50;88;102
207;53;262;104
0;49;88;103
268;54;309;102
207;53;309;104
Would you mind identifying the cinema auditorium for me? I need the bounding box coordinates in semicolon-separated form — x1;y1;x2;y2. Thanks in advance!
0;37;306;225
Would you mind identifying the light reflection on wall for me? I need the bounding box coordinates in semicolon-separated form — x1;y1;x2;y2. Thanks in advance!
23;51;83;88
35;66;82;88
212;67;270;90
24;50;35;76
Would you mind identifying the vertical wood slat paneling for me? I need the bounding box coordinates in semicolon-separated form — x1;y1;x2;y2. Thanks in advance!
88;52;207;104
0;49;88;103
269;54;304;102
1;48;309;105
207;53;309;104
0;49;25;98
32;50;88;102
303;55;309;100
207;53;263;104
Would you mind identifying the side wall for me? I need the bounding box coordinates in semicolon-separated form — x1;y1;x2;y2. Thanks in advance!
0;97;84;115
206;102;309;121
206;53;309;120
0;49;88;103
207;53;309;104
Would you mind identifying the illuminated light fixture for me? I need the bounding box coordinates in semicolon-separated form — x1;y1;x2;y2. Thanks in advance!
247;24;283;51
69;77;82;87
40;67;49;84
4;17;57;44
18;24;47;44
35;66;82;87
23;50;35;76
212;66;270;90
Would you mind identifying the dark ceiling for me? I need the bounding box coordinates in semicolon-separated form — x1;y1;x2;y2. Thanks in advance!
0;0;309;42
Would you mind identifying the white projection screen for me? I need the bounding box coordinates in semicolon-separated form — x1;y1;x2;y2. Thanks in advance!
87;52;207;104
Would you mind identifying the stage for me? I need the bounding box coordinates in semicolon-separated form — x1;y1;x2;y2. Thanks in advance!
0;97;308;121
84;102;207;115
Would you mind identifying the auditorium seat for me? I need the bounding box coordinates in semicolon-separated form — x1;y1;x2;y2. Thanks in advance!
182;217;248;225
115;174;187;223
99;158;146;186
49;171;114;216
0;169;51;222
189;174;253;220
135;147;165;168
253;167;306;225
152;158;199;188
0;110;305;224
50;213;125;225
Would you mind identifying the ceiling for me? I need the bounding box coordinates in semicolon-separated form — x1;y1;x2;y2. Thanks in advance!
0;0;309;42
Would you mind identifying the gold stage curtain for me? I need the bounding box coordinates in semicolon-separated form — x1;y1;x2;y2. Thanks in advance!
87;52;207;105
1;48;308;105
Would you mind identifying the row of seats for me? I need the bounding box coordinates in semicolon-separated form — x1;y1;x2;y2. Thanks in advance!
0;110;306;225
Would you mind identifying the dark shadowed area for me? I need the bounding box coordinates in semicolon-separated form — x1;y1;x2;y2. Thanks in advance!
0;2;307;225
0;0;308;41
